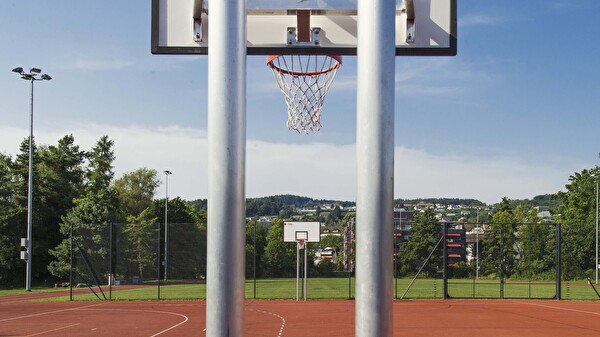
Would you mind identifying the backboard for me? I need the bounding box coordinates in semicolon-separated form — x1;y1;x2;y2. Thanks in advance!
283;222;321;243
151;0;456;56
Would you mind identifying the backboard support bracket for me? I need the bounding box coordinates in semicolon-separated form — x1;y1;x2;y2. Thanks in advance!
287;27;322;46
403;0;415;43
192;0;205;42
287;10;321;47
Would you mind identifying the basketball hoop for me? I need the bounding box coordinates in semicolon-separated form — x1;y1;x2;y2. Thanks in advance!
297;239;306;250
267;54;342;134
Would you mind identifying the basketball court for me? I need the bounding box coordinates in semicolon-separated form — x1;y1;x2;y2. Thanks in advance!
2;292;600;336
151;0;456;335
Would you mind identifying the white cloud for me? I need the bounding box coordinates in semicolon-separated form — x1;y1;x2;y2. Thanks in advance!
459;13;500;27
0;124;571;204
69;59;134;71
395;58;491;96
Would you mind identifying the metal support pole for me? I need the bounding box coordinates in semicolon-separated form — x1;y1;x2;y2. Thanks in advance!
443;223;448;300
394;211;401;298
206;0;246;333
13;67;50;292
296;243;300;301
25;78;34;292
304;245;308;301
69;222;73;301
476;208;479;280
355;0;395;334
109;223;112;300
556;223;561;300
253;220;256;299
157;223;161;300
164;170;171;281
500;224;504;299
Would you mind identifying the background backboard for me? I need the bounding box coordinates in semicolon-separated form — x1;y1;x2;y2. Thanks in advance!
283;222;321;242
151;0;456;56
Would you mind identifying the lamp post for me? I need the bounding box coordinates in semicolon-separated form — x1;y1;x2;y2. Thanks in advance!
163;170;172;281
12;67;51;291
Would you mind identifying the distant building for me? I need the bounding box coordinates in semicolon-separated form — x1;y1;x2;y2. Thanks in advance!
393;209;414;242
415;202;435;211
321;226;342;237
535;206;552;220
445;223;467;265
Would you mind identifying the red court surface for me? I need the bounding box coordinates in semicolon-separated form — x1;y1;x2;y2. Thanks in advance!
1;293;600;336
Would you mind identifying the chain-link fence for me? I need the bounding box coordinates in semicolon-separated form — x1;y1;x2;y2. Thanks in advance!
66;221;600;301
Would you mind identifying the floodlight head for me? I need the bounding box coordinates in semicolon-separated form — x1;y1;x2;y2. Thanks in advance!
21;74;33;80
12;67;23;74
41;74;52;81
164;170;172;175
30;67;42;73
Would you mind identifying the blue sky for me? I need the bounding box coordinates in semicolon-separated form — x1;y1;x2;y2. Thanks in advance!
1;1;599;204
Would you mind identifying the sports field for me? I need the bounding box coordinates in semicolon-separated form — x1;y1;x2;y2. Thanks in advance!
2;290;600;336
2;278;598;336
31;277;598;301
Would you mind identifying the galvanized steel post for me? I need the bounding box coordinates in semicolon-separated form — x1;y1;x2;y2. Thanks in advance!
206;0;247;334
355;0;396;335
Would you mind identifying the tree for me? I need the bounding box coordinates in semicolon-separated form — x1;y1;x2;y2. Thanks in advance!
36;135;86;282
133;197;204;280
515;207;555;279
555;168;598;277
49;136;118;279
326;205;342;226
263;219;296;277
480;198;518;278
245;218;269;278
113;168;159;220
399;209;442;277
0;135;87;286
122;213;158;280
0;153;21;286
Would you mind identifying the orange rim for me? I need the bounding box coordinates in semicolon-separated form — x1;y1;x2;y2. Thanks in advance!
267;55;342;76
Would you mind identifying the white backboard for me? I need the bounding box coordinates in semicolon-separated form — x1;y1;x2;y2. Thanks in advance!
283;222;321;242
151;0;457;56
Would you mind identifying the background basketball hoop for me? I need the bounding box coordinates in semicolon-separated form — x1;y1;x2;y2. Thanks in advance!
296;238;306;250
295;229;309;250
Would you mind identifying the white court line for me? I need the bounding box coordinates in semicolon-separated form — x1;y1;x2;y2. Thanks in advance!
77;308;189;337
517;301;600;316
0;303;104;323
247;308;286;337
0;304;189;336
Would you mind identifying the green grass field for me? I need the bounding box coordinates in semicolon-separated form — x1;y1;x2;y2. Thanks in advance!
0;286;69;296
27;278;600;302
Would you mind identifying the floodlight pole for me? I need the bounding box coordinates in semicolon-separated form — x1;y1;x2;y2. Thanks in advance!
163;170;171;281
205;0;246;334
12;67;51;291
355;0;395;335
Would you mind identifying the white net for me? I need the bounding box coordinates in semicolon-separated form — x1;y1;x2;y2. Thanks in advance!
268;55;342;134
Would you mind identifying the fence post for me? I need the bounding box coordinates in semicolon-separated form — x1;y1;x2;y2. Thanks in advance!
443;223;448;300
500;224;504;299
157;222;161;300
109;223;113;300
69;222;73;301
556;223;561;300
253;220;256;299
